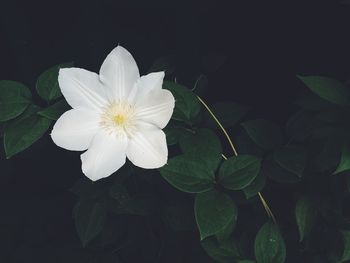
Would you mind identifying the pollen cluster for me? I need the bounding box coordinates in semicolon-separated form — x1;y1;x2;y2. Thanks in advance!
100;101;136;137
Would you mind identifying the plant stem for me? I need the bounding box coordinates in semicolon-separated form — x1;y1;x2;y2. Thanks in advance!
197;95;277;224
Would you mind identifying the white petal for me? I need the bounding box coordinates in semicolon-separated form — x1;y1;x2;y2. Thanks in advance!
126;122;168;169
58;68;108;112
134;88;175;129
81;130;128;181
51;109;100;151
99;46;140;102
128;72;165;103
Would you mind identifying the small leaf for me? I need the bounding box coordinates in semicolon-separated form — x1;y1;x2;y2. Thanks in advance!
333;143;350;175
37;100;70;120
274;145;306;178
36;62;73;102
163;80;201;123
254;221;286;263
295;196;317;242
218;155;261;190
4;113;52;158
0;80;31;121
340;230;350;262
195;189;237;240
242;119;283;151
73;200;107;247
297;75;349;106
204;102;249;129
201;236;241;263
243;172;266;199
179;128;222;172
159;154;215;193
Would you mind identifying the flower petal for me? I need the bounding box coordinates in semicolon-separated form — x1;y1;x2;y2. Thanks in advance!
51;109;100;151
99;46;140;102
134;88;175;129
128;72;165;103
58;68;108;112
126;122;168;169
81;130;128;181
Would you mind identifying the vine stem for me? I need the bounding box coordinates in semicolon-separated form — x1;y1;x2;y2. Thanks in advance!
197;95;277;224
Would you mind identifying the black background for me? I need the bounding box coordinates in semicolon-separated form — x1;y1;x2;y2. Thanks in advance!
1;0;350;262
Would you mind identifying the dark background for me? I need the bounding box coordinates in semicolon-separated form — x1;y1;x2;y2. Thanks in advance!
1;0;350;262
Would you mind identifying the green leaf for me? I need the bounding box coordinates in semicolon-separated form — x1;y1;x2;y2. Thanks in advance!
340;230;350;262
37;100;70;120
73;200;107;247
242;119;283;151
201;236;241;263
179;128;222;172
238;261;256;263
204;102;249;129
254;221;286;263
163;80;200;123
0;80;31;121
333;143;350;175
163;126;192;146
36;62;73;102
218;155;261;190
264;155;301;184
273;145;306;178
297;75;349;106
4;113;52;158
159;154;215;193
243;172;266;199
195;189;237;240
295;196;317;242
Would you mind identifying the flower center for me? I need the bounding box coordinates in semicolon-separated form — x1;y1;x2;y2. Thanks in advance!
100;101;136;137
113;114;127;125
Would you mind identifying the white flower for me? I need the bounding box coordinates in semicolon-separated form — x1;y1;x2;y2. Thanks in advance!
51;46;175;181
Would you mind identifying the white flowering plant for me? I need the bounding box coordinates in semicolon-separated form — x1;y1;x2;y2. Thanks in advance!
1;46;350;263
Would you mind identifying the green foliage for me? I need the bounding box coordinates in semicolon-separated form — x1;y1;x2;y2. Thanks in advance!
159;154;215;193
37;100;70;120
340;230;350;262
179;128;222;171
243;172;266;199
241;119;283;151
0;80;31;121
36;62;73;102
218;155;261;190
273;145;306;178
201;236;241;263
295;196;317;242
195;189;238;240
333;142;350;175
297;75;349;106
163;80;201;123
254;222;286;263
4;108;52;158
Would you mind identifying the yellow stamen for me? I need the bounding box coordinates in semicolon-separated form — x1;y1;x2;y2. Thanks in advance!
113;114;126;125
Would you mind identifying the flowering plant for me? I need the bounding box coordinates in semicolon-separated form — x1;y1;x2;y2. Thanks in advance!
1;46;350;263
